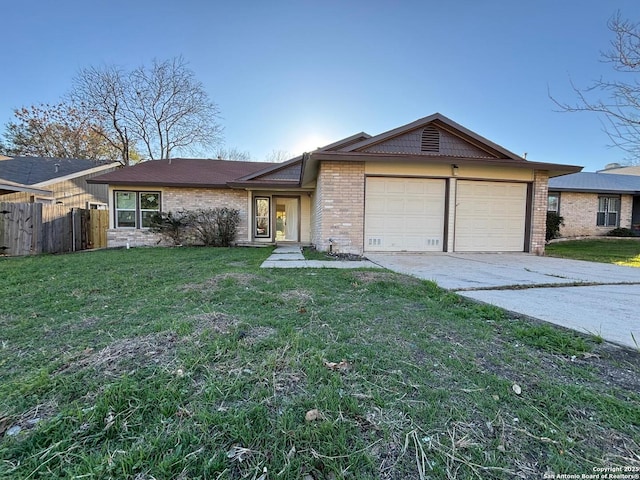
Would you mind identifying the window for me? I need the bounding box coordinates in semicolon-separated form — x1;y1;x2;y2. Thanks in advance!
115;191;161;228
597;196;620;227
548;192;559;213
255;197;270;238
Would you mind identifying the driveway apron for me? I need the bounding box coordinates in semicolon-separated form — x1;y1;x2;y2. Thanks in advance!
365;253;640;350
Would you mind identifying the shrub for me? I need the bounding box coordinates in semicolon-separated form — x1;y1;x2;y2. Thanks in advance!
606;227;636;237
149;211;189;246
186;208;240;247
546;211;564;241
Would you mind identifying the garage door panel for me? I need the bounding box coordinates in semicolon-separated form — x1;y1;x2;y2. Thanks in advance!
365;177;445;252
455;180;527;252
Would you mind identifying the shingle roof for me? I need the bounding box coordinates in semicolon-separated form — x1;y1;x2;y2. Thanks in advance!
549;172;640;193
0;156;116;185
88;158;278;188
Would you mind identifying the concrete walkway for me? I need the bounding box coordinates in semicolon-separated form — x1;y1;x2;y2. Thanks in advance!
260;245;381;269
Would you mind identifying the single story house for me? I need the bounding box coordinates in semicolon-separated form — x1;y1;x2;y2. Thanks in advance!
89;113;581;254
0;156;120;209
548;172;640;236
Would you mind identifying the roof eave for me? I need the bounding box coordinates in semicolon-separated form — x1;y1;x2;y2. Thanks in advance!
96;180;230;188
308;151;582;176
549;187;640;194
227;181;303;189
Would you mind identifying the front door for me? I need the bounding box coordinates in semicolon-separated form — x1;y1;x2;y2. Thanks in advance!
274;197;299;242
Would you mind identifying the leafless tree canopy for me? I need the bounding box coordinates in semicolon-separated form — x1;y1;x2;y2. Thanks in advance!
213;146;253;161
69;56;223;165
552;13;640;162
1;102;120;160
265;149;293;163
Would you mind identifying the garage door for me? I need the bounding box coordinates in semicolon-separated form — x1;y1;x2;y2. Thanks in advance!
454;180;527;252
365;177;445;252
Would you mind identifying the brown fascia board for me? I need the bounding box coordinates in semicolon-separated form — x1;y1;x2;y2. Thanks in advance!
318;132;372;151
103;180;232;188
227;181;307;189
343;113;524;160
309;151;582;177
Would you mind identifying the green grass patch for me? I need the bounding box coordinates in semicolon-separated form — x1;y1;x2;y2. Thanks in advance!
1;247;639;479
546;239;640;267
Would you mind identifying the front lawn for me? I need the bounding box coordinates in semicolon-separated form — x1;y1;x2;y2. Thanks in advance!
546;239;640;267
1;247;638;479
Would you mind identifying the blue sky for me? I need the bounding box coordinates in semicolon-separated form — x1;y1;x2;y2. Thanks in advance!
3;0;639;171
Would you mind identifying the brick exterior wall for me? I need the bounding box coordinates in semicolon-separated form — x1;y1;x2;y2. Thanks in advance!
311;161;365;255
531;170;549;255
107;187;249;248
557;191;633;237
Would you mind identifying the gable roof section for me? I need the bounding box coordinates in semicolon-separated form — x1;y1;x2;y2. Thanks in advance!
88;158;278;188
307;113;581;178
342;113;524;159
0;156;119;185
228;156;304;188
549;172;640;194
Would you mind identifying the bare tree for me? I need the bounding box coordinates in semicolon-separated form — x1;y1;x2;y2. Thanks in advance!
69;65;134;164
2;102;119;160
265;149;293;163
552;13;640;161
69;56;223;165
213;146;252;161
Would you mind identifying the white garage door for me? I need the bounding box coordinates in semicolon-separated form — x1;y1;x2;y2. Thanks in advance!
455;180;527;252
365;177;445;252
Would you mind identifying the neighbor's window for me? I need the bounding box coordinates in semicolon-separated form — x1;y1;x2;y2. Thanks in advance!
115;191;161;228
547;192;560;213
255;197;270;238
597;196;620;227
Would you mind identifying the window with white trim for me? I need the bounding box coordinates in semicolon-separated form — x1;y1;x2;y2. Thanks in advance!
115;191;161;228
597;196;620;227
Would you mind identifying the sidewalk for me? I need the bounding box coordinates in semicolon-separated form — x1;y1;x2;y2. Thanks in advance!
260;245;381;269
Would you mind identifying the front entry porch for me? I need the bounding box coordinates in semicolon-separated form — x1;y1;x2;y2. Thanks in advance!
252;193;310;244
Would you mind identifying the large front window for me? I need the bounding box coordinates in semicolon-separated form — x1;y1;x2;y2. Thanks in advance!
597;196;620;227
115;191;161;228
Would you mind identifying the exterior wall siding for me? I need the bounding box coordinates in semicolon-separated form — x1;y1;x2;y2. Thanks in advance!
312;161;365;254
107;186;249;248
2;171;113;209
557;191;633;237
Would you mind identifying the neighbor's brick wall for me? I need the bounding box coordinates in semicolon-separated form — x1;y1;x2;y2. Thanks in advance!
558;191;633;237
107;187;249;248
531;170;548;255
312;161;365;254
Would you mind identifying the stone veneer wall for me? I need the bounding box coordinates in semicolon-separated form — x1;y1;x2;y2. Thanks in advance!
311;161;365;255
557;191;633;237
107;187;249;248
531;170;549;255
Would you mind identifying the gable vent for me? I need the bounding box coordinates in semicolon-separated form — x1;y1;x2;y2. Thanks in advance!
421;126;440;153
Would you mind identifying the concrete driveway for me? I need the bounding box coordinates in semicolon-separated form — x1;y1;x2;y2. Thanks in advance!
365;253;640;349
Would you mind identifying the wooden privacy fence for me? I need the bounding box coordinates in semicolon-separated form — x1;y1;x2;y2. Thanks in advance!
0;202;109;256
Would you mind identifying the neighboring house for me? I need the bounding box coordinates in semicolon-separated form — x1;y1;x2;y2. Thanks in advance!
89;113;581;254
548;172;640;237
597;164;640;176
0;156;121;209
